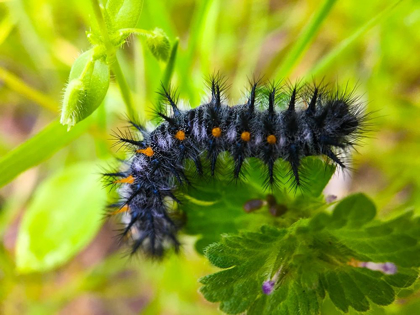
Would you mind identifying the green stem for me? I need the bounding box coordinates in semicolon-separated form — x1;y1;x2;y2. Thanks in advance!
91;0;112;50
111;58;136;118
161;38;179;88
0;66;58;112
119;28;151;37
90;0;136;118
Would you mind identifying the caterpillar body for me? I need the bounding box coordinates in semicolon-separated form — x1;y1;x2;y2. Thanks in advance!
105;76;366;257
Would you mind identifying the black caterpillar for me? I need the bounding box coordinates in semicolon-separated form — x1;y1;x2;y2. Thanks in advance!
104;76;367;257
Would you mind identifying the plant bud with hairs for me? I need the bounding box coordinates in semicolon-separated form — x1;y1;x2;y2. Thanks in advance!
145;28;171;62
61;49;110;130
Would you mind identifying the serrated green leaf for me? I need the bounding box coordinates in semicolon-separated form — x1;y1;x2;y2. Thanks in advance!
384;267;418;288
297;157;336;198
16;163;106;273
349;268;395;306
323;269;371;313
325;195;420;267
199;192;420;314
329;193;376;229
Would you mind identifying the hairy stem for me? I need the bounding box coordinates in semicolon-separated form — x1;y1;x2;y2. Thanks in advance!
90;0;136;118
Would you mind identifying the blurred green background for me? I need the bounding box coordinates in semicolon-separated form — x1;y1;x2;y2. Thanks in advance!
1;0;420;314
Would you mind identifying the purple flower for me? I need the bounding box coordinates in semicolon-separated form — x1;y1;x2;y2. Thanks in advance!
358;261;397;275
262;280;275;295
382;262;398;275
325;195;337;204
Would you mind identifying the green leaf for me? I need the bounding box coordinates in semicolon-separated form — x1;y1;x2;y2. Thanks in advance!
182;175;267;253
161;37;179;87
0;118;93;188
16;162;106;273
106;0;143;31
308;1;402;77
296;157;336;198
329;193;376;229
182;157;334;252
200;224;324;315
61;49;110;130
325;195;420;268
200;193;420;314
275;0;338;79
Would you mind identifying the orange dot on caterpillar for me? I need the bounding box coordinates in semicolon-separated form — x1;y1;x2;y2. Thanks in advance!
212;127;222;137
137;147;154;157
114;175;135;184
175;130;185;141
241;131;251;142
267;135;277;144
111;205;129;215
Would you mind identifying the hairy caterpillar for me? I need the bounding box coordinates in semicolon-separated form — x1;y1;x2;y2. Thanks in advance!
104;75;367;257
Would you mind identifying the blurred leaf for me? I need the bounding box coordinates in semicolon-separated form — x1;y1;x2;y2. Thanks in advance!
308;1;402;76
200;193;419;314
275;0;337;79
16;162;106;273
0;118;93;188
105;0;143;31
61;49;110;130
0;66;58;112
176;0;213;105
161;37;179;87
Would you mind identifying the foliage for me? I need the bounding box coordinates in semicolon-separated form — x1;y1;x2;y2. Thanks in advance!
16;163;107;273
200;193;419;314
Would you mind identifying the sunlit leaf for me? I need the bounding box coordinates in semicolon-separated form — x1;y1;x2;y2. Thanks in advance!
16;162;106;273
0;118;93;188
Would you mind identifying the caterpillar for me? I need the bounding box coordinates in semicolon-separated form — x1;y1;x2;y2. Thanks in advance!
104;75;367;257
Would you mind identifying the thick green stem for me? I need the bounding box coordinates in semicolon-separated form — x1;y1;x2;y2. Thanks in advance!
90;0;136;118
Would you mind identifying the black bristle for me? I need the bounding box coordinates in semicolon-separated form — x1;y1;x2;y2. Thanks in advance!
288;87;297;112
325;149;346;168
159;84;181;117
247;83;258;113
268;86;276;114
157;112;176;125
307;87;318;113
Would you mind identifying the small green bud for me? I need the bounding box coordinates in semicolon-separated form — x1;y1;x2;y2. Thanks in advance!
60;49;110;130
60;79;85;130
145;28;171;62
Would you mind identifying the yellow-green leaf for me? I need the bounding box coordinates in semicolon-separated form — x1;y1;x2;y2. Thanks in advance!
16;163;106;273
